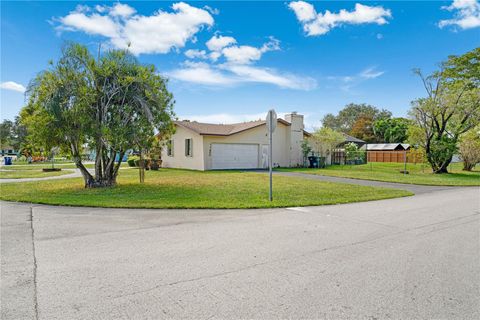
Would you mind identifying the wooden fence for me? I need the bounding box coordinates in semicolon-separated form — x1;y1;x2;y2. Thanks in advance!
367;151;423;163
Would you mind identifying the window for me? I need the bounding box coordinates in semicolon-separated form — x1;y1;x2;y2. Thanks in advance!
185;138;193;157
167;139;174;157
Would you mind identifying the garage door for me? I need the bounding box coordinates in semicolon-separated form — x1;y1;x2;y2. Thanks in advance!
211;144;259;169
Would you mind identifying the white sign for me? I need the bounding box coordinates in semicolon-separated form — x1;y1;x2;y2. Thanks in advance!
266;109;277;133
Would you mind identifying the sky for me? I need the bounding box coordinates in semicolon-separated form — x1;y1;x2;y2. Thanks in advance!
1;0;479;130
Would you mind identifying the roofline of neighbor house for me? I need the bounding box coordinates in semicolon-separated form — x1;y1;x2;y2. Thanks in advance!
174;118;312;137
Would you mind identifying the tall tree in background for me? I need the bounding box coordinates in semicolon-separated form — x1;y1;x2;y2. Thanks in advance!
23;43;175;187
458;126;480;171
0;117;28;152
322;103;391;139
409;48;480;173
0;120;14;148
350;115;376;143
373;117;411;143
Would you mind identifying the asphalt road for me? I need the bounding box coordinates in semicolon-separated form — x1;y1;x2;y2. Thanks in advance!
1;186;479;319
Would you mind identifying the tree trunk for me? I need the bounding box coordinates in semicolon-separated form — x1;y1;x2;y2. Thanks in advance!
463;162;475;171
432;157;452;174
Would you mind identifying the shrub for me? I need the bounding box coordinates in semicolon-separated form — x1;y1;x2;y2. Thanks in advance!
127;156;139;167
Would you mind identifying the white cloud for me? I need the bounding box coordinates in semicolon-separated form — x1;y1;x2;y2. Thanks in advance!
58;11;119;38
167;62;316;90
289;1;392;36
167;61;237;86
184;49;208;59
327;66;384;92
223;64;316;90
289;1;316;22
110;3;136;18
0;81;26;93
359;67;384;79
221;37;280;64
439;0;480;29
56;2;214;55
205;35;237;51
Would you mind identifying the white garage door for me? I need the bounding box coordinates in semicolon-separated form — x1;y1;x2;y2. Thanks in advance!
211;144;259;169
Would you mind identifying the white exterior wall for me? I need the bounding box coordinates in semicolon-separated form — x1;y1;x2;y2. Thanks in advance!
162;114;307;170
285;113;304;167
203;122;290;170
161;125;205;170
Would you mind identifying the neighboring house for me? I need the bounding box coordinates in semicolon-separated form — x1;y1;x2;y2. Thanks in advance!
340;133;366;148
161;113;310;170
0;146;18;157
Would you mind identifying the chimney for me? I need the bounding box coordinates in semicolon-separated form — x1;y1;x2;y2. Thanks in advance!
285;112;304;167
285;112;304;131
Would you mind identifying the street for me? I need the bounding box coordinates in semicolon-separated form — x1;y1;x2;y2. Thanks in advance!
1;186;479;319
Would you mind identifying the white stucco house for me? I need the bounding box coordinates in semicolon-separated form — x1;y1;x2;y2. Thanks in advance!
161;112;311;170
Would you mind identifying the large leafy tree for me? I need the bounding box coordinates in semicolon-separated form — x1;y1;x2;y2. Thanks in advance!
23;43;175;187
0;120;14;148
458;126;480;171
0;117;28;152
311;127;345;157
409;48;480;173
373;117;411;143
349;115;376;143
322;103;391;136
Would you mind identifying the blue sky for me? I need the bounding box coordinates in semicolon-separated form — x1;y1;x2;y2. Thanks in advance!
1;1;479;129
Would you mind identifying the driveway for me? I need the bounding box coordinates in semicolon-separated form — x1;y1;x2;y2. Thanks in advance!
1;186;479;319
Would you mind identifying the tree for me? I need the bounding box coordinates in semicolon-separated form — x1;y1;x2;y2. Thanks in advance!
409;48;480;173
23;43;175;187
311;127;345;158
373;117;411;143
458;127;480;171
350;115;376;142
322;103;391;134
344;142;366;164
0;117;28;152
301;139;312;166
0;120;14;148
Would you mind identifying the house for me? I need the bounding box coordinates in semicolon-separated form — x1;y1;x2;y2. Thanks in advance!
0;146;18;159
161;112;310;170
340;133;366;147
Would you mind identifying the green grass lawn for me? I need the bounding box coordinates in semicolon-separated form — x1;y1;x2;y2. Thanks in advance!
0;167;74;179
278;162;480;186
0;168;412;209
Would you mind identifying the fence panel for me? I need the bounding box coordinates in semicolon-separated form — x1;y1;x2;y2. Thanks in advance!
367;151;422;163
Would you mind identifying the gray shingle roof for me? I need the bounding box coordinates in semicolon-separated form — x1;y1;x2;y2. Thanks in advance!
342;133;365;144
175;118;298;136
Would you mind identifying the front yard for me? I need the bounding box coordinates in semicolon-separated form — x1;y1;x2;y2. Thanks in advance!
0;166;73;179
0;168;412;208
278;162;480;186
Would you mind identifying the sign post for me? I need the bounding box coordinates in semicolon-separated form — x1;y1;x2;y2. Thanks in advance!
266;109;277;201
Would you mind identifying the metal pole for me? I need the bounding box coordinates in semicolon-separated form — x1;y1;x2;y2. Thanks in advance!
404;150;407;174
269;115;273;201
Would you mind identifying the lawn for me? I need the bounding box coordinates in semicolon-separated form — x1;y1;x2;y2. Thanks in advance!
0;166;74;179
0;168;412;209
278;162;480;186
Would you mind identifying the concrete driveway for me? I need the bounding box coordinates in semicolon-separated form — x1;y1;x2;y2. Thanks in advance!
1;186;479;319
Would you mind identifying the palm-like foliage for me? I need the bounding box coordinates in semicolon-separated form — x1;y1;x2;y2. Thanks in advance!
23;43;175;187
